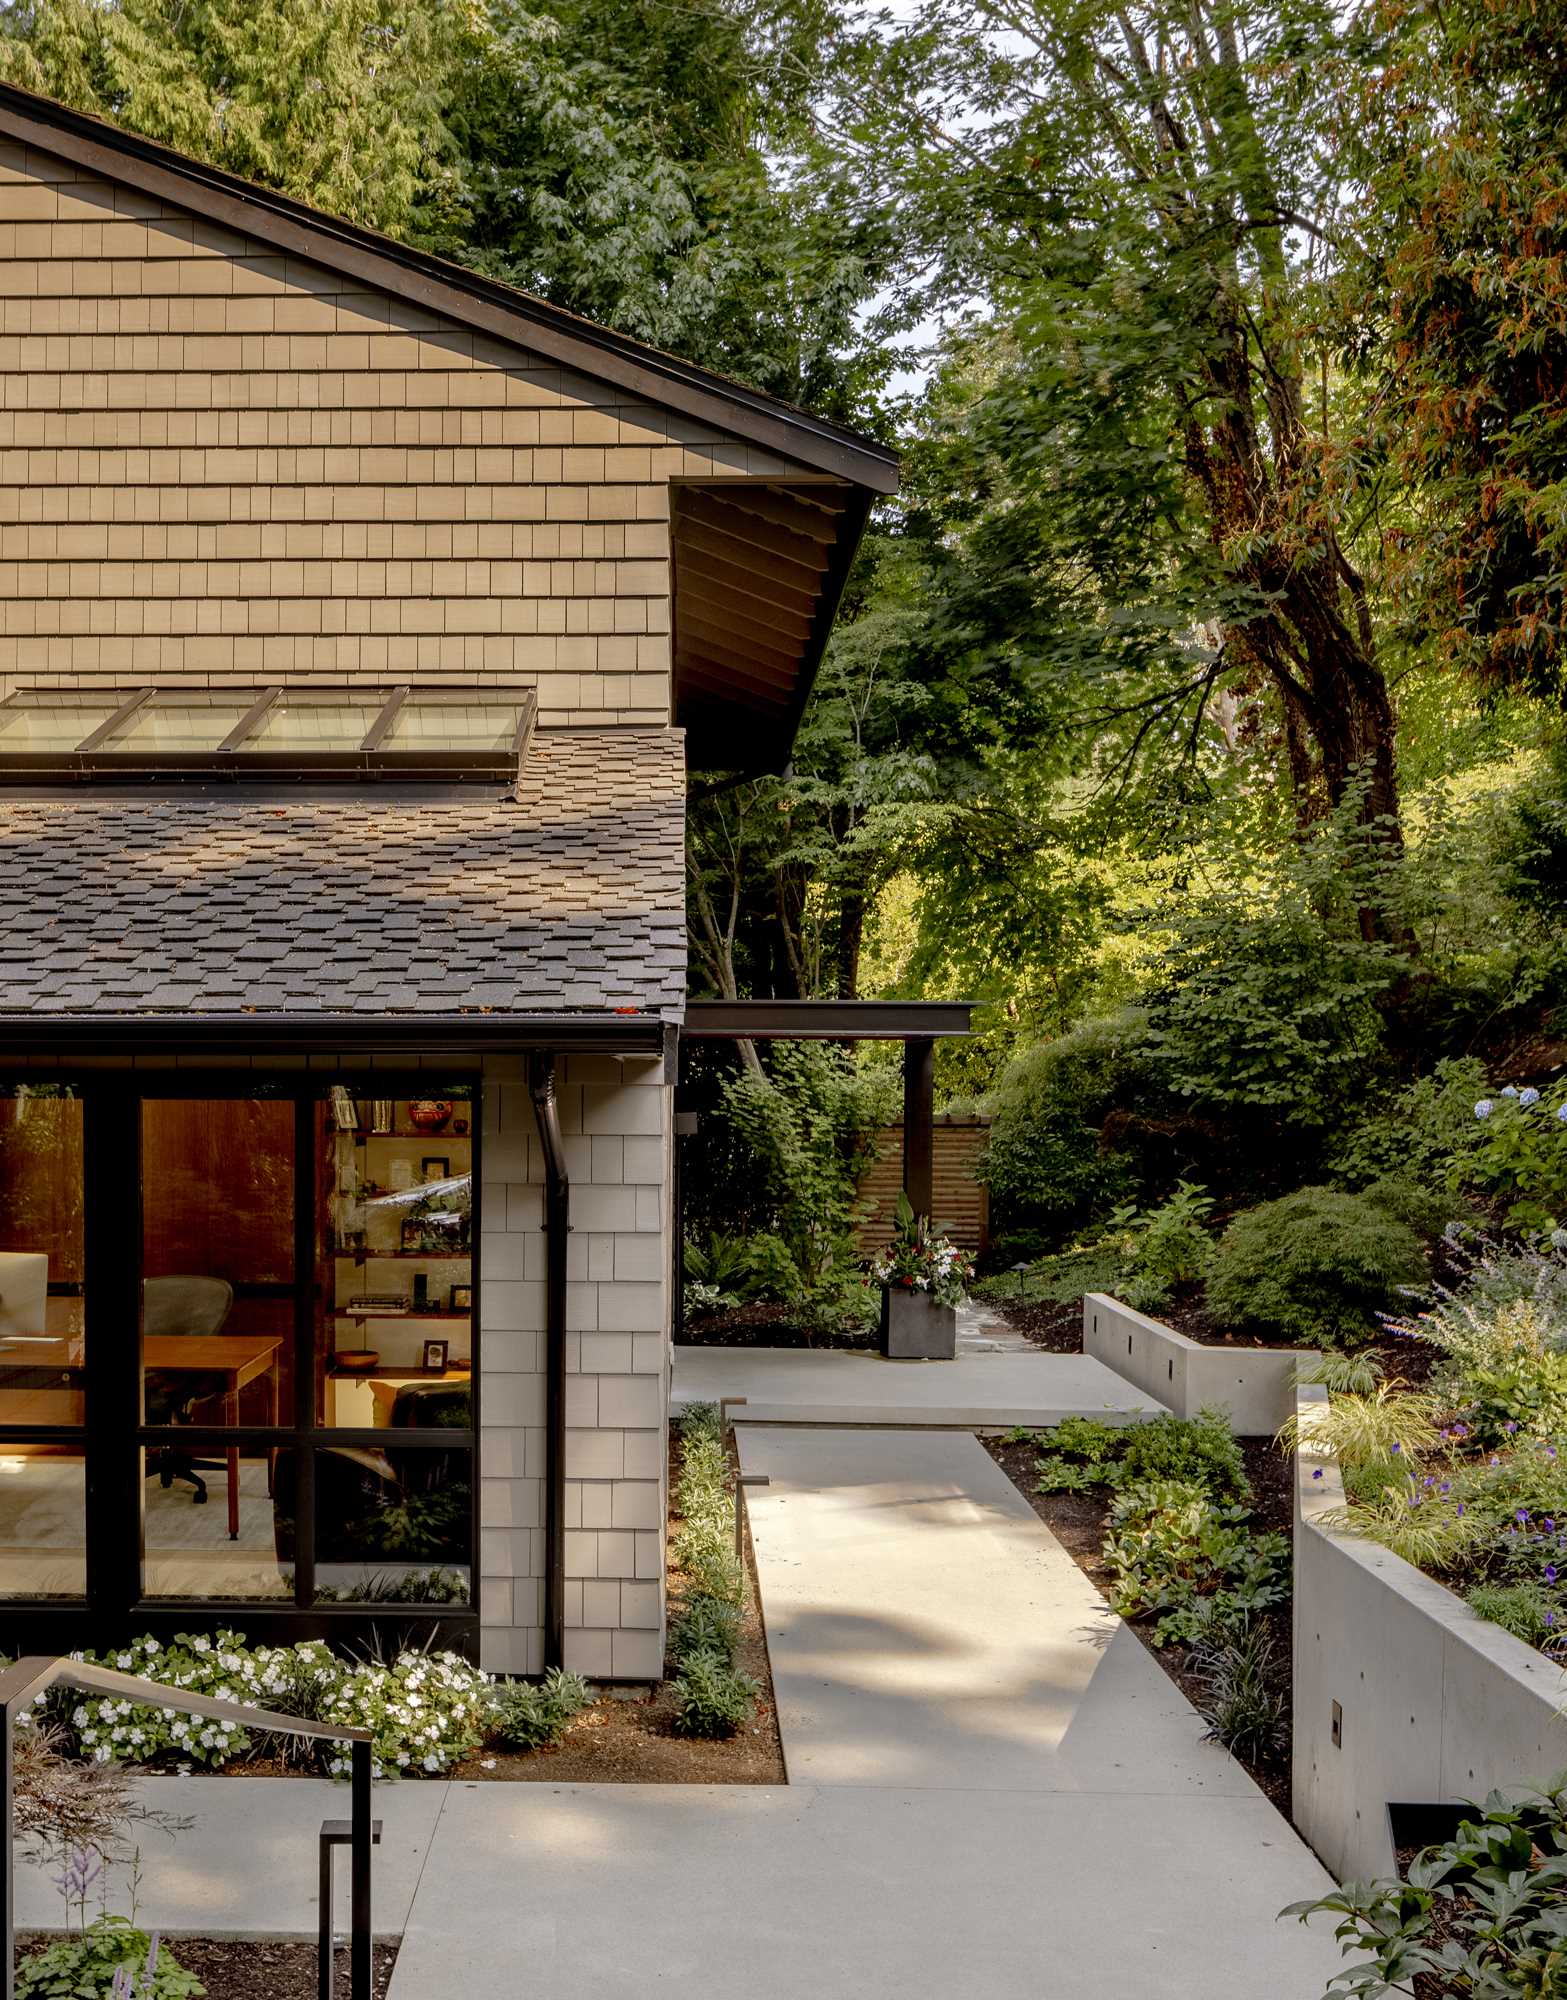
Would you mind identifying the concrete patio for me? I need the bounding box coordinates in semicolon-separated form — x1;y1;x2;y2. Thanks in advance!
671;1342;1165;1428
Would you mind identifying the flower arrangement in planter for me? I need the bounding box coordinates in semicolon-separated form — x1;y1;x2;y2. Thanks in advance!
872;1193;974;1359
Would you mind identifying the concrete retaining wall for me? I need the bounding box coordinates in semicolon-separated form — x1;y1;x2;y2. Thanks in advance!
1082;1293;1305;1435
1291;1383;1567;1882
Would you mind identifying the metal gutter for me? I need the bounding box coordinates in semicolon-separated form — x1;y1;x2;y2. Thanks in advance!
528;1051;570;1670
0;1012;672;1058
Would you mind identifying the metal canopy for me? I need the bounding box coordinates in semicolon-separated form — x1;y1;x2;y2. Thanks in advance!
681;999;973;1040
679;999;974;1220
0;684;537;782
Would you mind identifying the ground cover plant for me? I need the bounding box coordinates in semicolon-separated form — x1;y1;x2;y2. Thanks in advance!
993;1415;1294;1796
1008;1413;1287;1652
667;1403;759;1738
1286;1780;1567;1998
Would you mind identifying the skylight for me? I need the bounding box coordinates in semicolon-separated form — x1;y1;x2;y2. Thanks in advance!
0;686;537;782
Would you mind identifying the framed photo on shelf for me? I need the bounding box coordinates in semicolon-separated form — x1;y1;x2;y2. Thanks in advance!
421;1156;450;1183
449;1282;472;1312
401;1216;429;1252
421;1338;449;1372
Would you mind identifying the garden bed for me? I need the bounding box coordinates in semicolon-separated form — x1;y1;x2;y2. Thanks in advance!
16;1934;400;2000
985;1428;1295;1815
449;1414;784;1785
679;1300;876;1351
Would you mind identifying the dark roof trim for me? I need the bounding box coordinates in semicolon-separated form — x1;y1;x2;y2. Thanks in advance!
0;83;899;496
682;1000;973;1040
0;1012;673;1058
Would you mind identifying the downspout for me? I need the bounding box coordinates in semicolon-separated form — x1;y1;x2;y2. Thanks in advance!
529;1050;569;1670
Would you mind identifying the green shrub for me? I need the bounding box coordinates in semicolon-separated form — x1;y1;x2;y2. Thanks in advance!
1284;1778;1567;1995
18;1917;203;2000
673;1406;745;1605
670;1652;759;1738
1206;1187;1428;1347
670;1594;741;1666
717;1043;891;1331
1117;1409;1248;1503
1117;1181;1216;1309
1360;1173;1468;1244
1387;1240;1567;1440
979;1010;1153;1238
487;1668;591;1753
1101;1477;1289;1646
1325;1056;1493;1190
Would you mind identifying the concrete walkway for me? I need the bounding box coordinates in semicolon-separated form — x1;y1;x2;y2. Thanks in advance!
672;1343;1163;1428
14;1416;1342;1997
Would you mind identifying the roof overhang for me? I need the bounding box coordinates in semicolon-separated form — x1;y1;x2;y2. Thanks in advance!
681;1001;973;1040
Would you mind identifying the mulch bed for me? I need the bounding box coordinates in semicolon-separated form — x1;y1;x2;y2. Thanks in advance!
449;1418;785;1786
985;1432;1295;1816
15;1936;398;2000
678;1300;876;1351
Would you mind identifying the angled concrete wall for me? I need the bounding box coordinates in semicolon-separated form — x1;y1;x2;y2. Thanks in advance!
1291;1384;1567;1882
1082;1293;1306;1435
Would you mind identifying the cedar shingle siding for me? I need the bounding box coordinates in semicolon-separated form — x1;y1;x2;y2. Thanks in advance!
0;139;815;721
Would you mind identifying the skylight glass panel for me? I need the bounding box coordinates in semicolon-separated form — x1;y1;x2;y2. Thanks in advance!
245;695;386;751
0;685;537;780
106;695;258;753
381;696;530;753
0;694;125;751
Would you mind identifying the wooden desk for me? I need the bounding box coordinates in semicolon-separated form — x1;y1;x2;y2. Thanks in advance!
145;1334;282;1541
0;1333;282;1540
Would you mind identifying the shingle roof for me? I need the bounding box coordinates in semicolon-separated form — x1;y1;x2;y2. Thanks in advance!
0;729;686;1019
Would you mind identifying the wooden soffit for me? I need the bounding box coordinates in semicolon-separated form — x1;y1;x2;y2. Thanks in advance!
671;478;872;771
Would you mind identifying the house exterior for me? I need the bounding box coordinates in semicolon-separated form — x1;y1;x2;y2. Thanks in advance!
0;82;896;1680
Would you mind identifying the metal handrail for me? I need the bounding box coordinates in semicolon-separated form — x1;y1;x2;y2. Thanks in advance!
1;1654;375;2000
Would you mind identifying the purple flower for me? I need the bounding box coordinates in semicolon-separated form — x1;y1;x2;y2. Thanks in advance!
1506;1420;1520;1433
1476;1099;1496;1119
1311;1468;1323;1481
1518;1510;1531;1525
1491;1456;1502;1467
1391;1441;1402;1455
1520;1087;1542;1107
1549;1612;1558;1628
1546;1566;1559;1585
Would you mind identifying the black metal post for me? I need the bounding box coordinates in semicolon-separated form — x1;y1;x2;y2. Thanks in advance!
350;1738;372;2000
318;1827;335;2000
902;1036;935;1220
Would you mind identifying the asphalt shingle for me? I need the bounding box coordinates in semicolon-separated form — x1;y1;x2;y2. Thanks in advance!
0;729;686;1020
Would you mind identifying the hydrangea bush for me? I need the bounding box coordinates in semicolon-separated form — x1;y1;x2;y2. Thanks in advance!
46;1631;492;1780
1470;1084;1567;1228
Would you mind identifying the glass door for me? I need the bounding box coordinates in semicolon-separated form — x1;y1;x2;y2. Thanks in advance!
139;1096;297;1602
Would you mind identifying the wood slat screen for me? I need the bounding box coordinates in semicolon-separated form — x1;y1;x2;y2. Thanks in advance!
854;1116;991;1255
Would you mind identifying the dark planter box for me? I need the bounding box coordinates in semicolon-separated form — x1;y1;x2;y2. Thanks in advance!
881;1286;957;1360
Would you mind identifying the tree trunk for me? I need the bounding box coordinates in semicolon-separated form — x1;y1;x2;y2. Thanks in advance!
835;886;865;1001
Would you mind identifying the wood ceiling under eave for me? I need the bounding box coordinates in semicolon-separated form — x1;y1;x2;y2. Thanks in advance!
672;480;870;770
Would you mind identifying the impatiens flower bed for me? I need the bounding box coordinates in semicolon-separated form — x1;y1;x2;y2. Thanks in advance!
37;1632;492;1780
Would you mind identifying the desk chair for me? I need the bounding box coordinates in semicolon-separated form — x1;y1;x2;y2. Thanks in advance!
143;1274;235;1508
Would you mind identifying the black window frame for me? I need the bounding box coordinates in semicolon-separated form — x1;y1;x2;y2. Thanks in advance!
0;1068;480;1658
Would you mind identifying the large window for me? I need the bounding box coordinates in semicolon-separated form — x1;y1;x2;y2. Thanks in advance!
0;1078;477;1642
0;1086;85;1599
